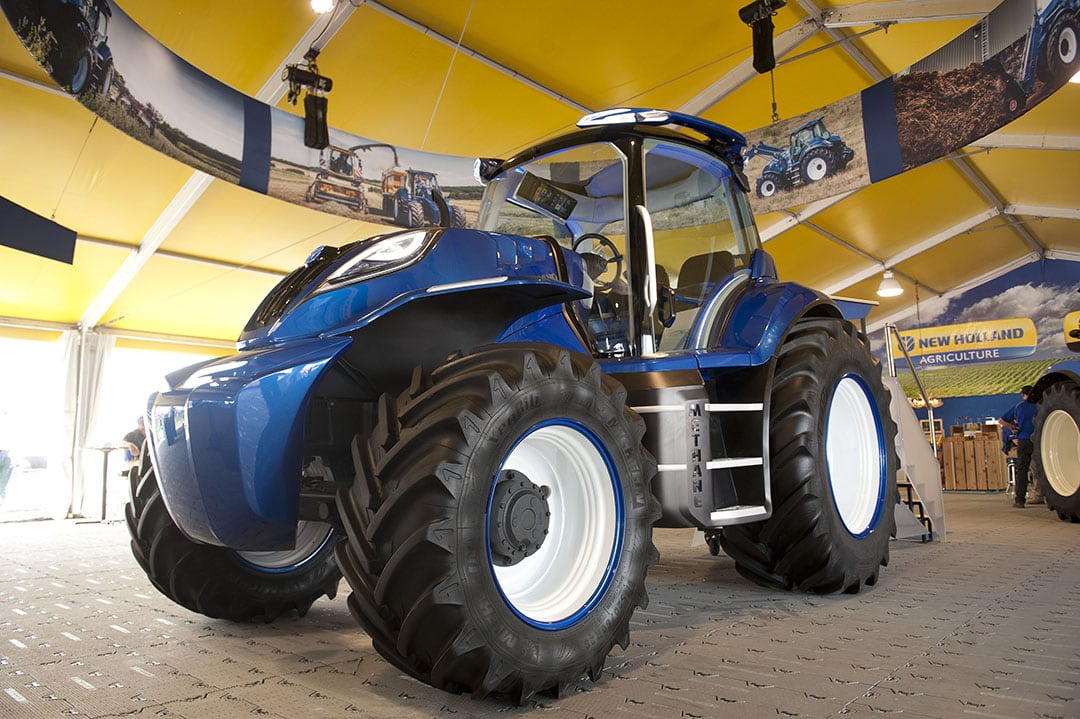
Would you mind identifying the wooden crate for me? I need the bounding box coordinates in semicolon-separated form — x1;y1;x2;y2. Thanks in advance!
941;435;1008;490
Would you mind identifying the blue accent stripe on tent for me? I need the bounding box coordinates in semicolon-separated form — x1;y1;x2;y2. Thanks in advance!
0;195;76;264
239;97;271;193
861;78;903;184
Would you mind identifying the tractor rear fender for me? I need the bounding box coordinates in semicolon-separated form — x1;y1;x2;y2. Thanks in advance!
1031;361;1080;402
700;281;842;370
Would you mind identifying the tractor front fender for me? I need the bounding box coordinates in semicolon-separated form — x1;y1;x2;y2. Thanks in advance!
145;336;353;550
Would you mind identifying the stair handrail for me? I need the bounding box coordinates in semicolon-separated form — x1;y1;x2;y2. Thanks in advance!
883;322;937;449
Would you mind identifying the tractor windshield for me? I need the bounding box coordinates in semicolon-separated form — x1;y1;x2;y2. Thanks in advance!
478;135;759;357
477;142;635;356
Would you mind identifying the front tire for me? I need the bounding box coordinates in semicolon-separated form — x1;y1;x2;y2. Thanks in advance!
451;205;468;228
1032;380;1080;522
718;318;898;593
335;344;659;702
405;199;425;228
757;172;781;198
125;448;341;621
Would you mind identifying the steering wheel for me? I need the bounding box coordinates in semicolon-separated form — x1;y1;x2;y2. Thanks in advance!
572;233;623;291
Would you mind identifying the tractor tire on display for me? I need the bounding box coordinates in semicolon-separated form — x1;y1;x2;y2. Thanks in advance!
756;172;781;198
451;205;468;228
69;50;92;95
125;448;341;621
1032;380;1080;522
335;343;659;703
718;317;898;594
800;147;833;183
406;199;425;228
1046;18;1079;82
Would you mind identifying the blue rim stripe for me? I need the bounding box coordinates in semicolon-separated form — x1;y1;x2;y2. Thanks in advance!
486;418;624;631
826;373;888;539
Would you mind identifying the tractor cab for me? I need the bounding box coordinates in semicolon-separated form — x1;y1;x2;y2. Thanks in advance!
321;145;361;179
476;109;762;359
789;117;830;161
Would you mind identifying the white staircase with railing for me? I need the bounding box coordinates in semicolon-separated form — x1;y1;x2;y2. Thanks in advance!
883;322;946;541
887;376;945;541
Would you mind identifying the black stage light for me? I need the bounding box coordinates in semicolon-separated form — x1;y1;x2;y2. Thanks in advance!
304;93;329;149
739;0;786;74
284;50;334;149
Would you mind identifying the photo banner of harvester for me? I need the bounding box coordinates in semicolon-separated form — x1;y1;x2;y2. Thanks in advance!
1;0;1077;260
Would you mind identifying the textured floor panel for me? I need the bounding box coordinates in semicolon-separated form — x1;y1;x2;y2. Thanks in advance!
1;493;1077;718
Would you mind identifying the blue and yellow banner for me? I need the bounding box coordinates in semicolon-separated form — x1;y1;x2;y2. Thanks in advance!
1065;310;1080;353
893;318;1038;366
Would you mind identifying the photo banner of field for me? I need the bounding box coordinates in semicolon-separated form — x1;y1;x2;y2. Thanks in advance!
871;258;1079;400
3;0;1078;233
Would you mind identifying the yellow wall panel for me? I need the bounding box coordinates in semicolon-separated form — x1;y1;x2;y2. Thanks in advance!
812;162;991;258
159;180;381;272
119;0;313;94
0;242;129;324
103;255;282;341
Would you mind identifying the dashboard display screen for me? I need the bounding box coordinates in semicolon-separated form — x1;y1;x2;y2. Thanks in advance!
516;172;577;220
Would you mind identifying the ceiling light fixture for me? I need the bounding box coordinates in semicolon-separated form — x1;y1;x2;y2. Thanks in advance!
311;0;334;13
876;269;903;298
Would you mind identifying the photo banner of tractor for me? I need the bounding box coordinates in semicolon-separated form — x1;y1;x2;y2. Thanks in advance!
2;0;1078;233
746;0;1079;213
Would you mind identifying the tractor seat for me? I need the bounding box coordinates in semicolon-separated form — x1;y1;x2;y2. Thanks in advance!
673;251;735;308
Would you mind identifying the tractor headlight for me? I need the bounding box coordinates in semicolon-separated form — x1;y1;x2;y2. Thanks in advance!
318;230;435;289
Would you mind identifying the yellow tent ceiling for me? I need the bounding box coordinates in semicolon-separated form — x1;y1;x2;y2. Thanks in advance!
1;0;1077;345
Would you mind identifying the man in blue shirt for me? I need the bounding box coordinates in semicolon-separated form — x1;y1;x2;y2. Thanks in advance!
999;385;1038;508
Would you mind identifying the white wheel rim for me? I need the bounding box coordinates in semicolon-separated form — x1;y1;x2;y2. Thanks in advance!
489;421;621;629
1042;408;1080;497
235;520;333;572
1059;26;1078;65
807;158;828;181
761;180;775;196
825;375;886;536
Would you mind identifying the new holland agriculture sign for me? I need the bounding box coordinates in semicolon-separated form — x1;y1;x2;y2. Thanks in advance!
893;318;1038;366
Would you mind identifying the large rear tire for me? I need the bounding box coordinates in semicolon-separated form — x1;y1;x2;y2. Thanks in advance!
800;147;833;183
335;343;659;703
1032;379;1080;522
125;448;341;621
718;318;898;594
1046;18;1079;82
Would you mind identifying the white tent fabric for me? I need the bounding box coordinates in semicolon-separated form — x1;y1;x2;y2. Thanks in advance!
61;330;115;518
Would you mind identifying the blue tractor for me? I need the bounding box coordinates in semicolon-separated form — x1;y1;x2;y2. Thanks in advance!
1029;350;1080;523
126;108;899;703
22;0;113;96
382;165;468;228
745;116;855;198
1002;0;1080;113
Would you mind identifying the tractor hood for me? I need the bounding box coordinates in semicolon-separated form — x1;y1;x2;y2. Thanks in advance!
237;227;590;351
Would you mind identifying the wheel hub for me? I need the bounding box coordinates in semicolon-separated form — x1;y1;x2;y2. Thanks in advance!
489;470;551;567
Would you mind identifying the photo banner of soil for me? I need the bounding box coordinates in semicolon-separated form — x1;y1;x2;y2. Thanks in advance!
2;0;1077;233
747;0;1080;213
